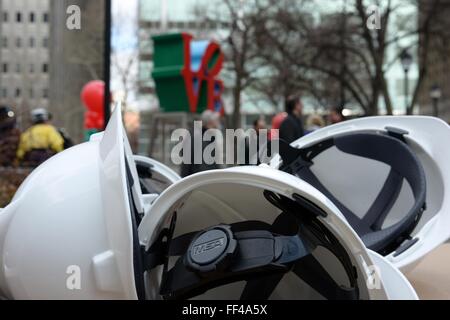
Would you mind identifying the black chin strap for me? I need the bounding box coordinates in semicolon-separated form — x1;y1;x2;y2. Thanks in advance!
143;191;359;300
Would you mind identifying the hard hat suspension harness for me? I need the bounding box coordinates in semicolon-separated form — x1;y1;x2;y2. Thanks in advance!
142;191;359;300
279;128;427;256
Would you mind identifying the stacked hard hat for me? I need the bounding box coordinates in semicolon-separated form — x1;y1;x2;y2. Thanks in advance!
0;107;418;300
8;107;450;300
273;116;450;272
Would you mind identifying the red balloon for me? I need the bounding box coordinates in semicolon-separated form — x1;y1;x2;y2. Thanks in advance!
95;117;105;129
84;111;104;130
269;112;287;140
85;111;100;120
84;117;95;130
81;80;105;113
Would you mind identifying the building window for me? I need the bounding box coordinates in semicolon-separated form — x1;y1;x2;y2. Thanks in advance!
43;37;48;48
2;63;8;73
3;12;8;23
43;12;49;23
15;88;21;98
15;64;21;73
1;88;7;98
16;38;21;48
42;63;48;73
29;64;34;73
43;88;48;99
29;12;35;23
29;88;34;99
2;37;7;48
16;12;21;23
29;37;35;48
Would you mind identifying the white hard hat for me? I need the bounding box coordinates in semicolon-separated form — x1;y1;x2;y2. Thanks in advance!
138;166;418;300
30;108;50;123
0;106;147;299
272;116;450;272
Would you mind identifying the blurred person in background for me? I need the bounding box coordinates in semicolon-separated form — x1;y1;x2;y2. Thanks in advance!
279;95;305;143
181;110;222;177
0;106;21;167
329;107;346;125
57;127;74;150
48;112;74;150
305;114;325;134
253;117;267;133
17;108;64;168
268;112;287;141
244;117;267;165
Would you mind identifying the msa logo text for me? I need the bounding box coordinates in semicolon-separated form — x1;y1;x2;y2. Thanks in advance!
193;237;225;256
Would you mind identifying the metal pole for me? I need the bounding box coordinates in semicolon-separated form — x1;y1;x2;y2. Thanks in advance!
161;0;168;31
339;0;348;109
404;70;409;115
104;0;112;129
433;98;439;117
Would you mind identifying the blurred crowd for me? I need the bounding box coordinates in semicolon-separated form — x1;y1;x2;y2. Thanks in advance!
277;95;345;143
0;97;345;177
181;95;346;177
0;106;73;169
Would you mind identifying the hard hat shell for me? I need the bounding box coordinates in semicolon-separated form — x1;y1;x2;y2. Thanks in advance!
134;155;181;193
30;108;50;123
133;155;181;214
0;107;141;299
270;116;450;272
138;165;418;300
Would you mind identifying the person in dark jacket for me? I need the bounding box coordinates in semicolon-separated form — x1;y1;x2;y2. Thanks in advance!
279;95;305;144
0;106;21;167
48;112;74;150
180;110;222;177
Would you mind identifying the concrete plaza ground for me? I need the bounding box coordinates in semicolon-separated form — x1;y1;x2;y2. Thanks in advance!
406;244;450;299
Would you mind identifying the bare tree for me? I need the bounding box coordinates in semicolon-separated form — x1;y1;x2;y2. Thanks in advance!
252;0;341;109
194;0;270;128
353;0;441;115
111;6;139;107
49;0;106;143
406;0;443;114
252;0;442;115
112;50;137;103
65;2;105;80
194;0;443;117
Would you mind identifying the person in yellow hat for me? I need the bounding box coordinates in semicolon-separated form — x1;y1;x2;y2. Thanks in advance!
17;108;64;168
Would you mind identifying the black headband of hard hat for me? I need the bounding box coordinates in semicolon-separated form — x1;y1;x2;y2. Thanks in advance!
142;191;359;300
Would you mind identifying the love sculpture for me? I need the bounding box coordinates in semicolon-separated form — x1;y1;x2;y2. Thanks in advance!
152;33;224;114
